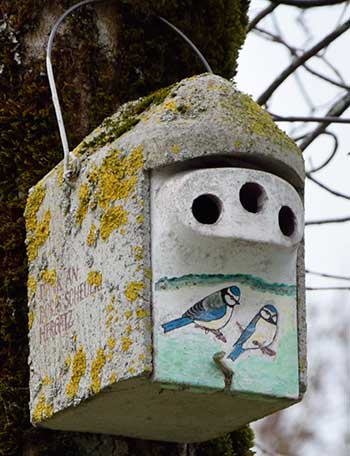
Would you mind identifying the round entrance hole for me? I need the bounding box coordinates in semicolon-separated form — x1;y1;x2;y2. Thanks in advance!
191;194;222;224
279;206;296;237
239;182;266;213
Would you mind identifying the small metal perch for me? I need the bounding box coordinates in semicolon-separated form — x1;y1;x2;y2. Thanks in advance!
213;351;233;390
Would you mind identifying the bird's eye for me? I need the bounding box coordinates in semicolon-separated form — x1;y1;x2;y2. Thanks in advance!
191;194;222;224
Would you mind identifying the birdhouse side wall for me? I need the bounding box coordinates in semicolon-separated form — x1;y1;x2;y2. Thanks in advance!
26;144;152;425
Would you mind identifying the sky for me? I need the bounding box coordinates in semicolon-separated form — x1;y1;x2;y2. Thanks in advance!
235;1;350;454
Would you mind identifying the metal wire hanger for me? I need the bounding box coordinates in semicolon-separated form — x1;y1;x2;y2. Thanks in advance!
46;0;213;182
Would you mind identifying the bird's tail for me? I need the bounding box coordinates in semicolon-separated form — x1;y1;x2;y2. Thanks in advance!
162;317;192;333
227;343;244;362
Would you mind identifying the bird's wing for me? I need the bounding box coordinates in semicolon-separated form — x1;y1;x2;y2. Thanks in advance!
233;322;256;346
183;301;226;322
202;291;225;310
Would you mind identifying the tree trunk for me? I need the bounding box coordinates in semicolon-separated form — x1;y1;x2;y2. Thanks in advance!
0;1;253;454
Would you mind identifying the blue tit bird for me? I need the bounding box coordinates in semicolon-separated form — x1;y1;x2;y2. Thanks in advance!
227;304;278;362
161;286;241;342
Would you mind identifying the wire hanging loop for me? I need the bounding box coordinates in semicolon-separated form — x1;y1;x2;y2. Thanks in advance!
47;0;213;182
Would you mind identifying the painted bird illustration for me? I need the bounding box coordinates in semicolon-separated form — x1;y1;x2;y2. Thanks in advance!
227;304;278;362
161;286;241;342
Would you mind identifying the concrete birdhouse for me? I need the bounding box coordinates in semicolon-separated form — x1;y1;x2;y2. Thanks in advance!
26;73;305;442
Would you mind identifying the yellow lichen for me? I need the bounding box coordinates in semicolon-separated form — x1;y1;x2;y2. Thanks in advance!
86;223;97;246
121;336;132;352
56;164;64;187
26;210;51;262
87;271;102;287
87;166;99;185
138;353;145;362
107;337;116;350
64;355;71;369
171;144;180;154
125;325;132;336
65;345;86;399
234;139;241;149
105;314;113;328
32;393;53;423
42;375;52;386
27;275;37;299
25;183;46;232
76;183;90;226
124;281;144;302
144;268;152;280
107;353;113;361
163;100;177;111
127;366;136;375
71;334;77;343
90;348;106;394
40;269;56;285
106;302;114;313
133;246;143;261
28;310;34;330
124;310;132;319
97;146;143;210
109;372;116;384
135;308;148;319
100;205;127;240
136;213;143;224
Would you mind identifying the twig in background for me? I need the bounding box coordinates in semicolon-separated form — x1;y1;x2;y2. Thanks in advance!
306;269;350;280
306;215;350;225
299;91;350;150
256;18;350;106
248;3;279;32
306;131;338;173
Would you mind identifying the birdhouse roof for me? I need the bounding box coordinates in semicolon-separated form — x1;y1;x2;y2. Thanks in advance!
71;73;304;189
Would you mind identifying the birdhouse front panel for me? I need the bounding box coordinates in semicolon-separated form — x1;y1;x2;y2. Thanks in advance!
152;167;304;400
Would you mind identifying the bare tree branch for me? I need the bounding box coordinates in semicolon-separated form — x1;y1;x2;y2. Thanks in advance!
306;269;350;280
248;3;279;32
306;286;350;290
257;18;350;106
253;26;350;90
303;63;350;90
307;131;338;173
270;0;349;8
272;114;350;123
306;215;350;224
299;91;350;150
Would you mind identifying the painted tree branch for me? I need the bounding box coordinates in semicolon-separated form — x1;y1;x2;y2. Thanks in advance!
257;18;350;106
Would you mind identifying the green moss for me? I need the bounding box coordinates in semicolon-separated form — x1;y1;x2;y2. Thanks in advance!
196;426;255;456
221;91;301;156
75;83;175;156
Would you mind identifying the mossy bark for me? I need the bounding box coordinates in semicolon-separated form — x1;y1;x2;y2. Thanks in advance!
0;1;254;454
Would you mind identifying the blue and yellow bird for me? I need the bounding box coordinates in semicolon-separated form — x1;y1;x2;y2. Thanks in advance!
161;286;241;342
227;304;278;362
